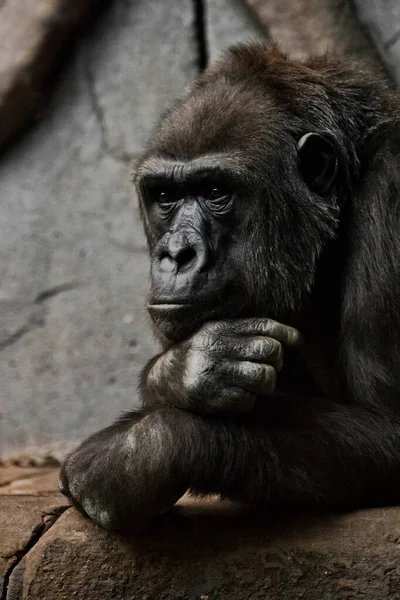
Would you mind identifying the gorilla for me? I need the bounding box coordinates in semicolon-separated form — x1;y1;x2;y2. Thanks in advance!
60;43;400;531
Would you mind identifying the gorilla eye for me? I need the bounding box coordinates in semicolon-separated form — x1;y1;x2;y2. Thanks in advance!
158;192;170;203
204;187;228;200
210;188;222;199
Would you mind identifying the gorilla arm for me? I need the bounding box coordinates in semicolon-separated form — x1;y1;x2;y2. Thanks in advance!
60;316;400;531
59;388;400;531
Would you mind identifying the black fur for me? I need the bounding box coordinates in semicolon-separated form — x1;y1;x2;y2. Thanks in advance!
60;45;400;531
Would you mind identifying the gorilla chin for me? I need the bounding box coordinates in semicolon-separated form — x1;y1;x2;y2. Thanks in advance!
147;301;227;342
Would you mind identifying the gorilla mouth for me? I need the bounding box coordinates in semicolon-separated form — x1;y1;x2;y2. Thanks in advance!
147;280;249;341
149;303;193;308
147;301;216;318
147;301;225;342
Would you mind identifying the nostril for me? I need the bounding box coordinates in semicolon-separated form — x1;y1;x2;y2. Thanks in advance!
159;247;197;273
176;246;196;269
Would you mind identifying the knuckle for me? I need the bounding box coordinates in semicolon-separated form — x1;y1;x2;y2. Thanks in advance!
58;468;69;495
260;365;276;388
252;317;275;331
194;328;219;351
198;321;219;335
254;337;283;363
261;337;276;355
265;319;282;339
275;342;284;371
183;348;214;392
80;497;114;530
267;337;282;358
287;326;302;347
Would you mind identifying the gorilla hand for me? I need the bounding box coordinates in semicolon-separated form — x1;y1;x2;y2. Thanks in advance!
143;318;302;413
59;410;191;531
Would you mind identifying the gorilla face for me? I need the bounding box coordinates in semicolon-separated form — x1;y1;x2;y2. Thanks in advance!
135;47;341;342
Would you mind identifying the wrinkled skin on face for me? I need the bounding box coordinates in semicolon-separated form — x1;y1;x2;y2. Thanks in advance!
137;98;341;344
60;44;400;533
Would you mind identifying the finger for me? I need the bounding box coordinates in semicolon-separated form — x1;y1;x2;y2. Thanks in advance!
221;360;276;396
206;318;301;348
206;387;256;413
221;336;284;372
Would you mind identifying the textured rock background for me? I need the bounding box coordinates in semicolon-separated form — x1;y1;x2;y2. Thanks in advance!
0;0;399;460
0;0;263;460
354;0;400;84
0;0;198;459
247;0;383;64
0;0;103;148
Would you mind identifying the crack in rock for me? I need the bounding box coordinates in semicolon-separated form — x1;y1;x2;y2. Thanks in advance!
0;321;42;353
34;281;80;304
0;282;79;352
83;57;134;166
193;0;208;69
384;28;400;50
1;505;70;600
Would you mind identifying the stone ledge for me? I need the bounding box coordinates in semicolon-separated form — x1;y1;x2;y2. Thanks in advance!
0;495;69;599
2;484;400;600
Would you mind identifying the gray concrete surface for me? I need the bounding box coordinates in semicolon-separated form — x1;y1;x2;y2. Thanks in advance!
0;0;101;148
0;0;269;461
0;0;197;460
205;0;267;61
354;0;400;84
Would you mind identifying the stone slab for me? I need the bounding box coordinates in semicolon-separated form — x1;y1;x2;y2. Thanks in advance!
0;495;68;599
0;0;197;460
0;467;60;495
0;0;101;148
7;497;400;600
0;467;49;487
0;466;58;489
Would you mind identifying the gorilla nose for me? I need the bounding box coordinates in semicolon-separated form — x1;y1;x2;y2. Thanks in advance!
158;233;206;275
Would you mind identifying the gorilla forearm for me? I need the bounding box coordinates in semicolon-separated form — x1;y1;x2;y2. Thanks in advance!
59;410;190;529
60;399;400;530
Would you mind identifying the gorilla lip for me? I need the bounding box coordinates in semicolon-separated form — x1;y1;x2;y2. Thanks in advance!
147;303;195;314
148;303;193;308
147;302;214;342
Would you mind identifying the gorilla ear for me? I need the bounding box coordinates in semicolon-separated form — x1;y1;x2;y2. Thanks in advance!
297;132;338;195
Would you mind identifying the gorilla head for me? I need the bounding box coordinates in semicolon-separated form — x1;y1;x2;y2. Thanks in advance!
134;45;361;342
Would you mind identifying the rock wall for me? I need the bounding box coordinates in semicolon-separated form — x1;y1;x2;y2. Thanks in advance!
0;0;262;460
354;0;400;84
0;0;196;459
0;0;102;149
0;0;398;459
